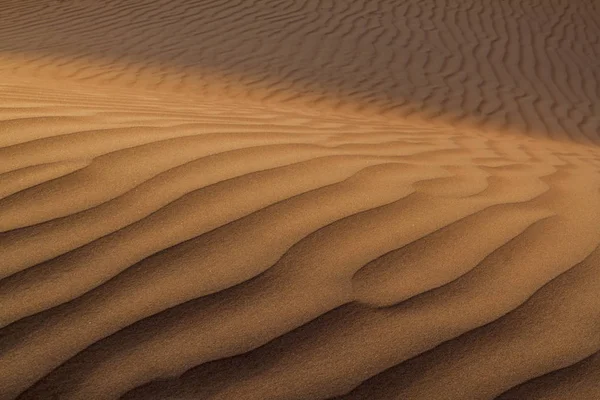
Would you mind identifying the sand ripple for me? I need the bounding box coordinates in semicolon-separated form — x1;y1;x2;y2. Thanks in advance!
1;0;600;399
0;83;598;399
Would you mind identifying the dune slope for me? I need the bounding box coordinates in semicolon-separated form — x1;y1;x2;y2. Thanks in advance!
0;0;600;399
0;81;598;400
0;0;599;143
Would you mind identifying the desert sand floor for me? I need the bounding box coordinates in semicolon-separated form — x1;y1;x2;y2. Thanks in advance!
1;1;600;399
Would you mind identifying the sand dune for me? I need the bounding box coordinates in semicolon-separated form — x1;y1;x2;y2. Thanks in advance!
1;0;599;142
0;82;598;399
1;0;600;399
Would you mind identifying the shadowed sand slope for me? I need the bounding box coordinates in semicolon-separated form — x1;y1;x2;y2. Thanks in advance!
0;80;599;400
0;0;599;143
1;0;600;399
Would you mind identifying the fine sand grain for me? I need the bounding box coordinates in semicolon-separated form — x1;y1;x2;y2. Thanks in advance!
0;0;599;399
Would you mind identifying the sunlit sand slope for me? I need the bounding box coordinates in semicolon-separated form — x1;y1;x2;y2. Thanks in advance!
1;0;600;398
0;0;599;142
0;82;599;400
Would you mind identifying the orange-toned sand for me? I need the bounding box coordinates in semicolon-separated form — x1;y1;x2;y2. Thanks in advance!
0;1;599;399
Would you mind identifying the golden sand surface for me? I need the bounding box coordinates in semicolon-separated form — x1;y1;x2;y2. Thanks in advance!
0;1;599;399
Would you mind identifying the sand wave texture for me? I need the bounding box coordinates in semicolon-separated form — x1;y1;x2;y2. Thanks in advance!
0;81;599;399
1;0;600;399
0;0;599;143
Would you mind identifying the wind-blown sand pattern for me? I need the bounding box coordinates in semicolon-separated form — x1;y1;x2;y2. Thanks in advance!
1;0;600;399
1;0;599;142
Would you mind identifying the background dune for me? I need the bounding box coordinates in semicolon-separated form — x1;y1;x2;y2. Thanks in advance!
1;0;599;142
0;0;599;399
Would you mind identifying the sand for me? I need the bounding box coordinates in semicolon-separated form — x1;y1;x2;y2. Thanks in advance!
0;0;599;399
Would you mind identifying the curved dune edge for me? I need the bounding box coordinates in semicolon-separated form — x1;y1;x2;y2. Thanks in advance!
0;80;598;400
